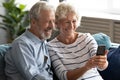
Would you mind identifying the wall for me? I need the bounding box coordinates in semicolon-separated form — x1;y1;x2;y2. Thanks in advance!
0;0;8;44
0;0;120;44
0;0;39;44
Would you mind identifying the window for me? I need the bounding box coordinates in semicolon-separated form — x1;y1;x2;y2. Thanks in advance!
15;0;120;20
66;0;120;20
108;0;120;14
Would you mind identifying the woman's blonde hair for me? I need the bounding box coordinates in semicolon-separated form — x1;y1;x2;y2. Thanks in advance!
55;1;80;26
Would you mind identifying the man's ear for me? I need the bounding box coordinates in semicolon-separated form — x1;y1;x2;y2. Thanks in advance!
31;18;36;25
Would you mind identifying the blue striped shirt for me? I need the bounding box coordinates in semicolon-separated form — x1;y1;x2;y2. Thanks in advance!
5;30;53;80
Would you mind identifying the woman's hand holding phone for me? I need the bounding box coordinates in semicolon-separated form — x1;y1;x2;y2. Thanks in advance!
96;45;106;56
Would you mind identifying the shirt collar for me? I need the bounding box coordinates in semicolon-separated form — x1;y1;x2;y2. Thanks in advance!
24;29;47;44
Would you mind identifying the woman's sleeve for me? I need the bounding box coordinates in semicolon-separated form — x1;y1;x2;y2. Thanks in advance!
49;50;67;80
87;33;98;57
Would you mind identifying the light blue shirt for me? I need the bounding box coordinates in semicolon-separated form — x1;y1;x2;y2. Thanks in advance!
5;30;53;80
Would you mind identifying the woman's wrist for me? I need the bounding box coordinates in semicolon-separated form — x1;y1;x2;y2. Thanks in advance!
97;60;108;71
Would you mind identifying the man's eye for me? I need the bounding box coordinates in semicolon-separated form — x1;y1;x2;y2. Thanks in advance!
66;22;70;23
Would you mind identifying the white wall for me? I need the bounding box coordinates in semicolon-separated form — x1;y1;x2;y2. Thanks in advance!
0;0;40;44
15;0;59;10
15;0;40;10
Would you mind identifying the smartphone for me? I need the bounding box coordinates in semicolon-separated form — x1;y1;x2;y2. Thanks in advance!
96;45;106;56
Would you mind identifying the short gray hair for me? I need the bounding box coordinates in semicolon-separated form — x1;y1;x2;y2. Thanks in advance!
29;1;55;20
55;1;80;26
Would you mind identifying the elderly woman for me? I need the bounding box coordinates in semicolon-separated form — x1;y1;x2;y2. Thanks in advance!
48;2;108;80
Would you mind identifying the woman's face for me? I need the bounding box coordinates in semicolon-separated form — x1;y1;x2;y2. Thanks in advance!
57;13;77;36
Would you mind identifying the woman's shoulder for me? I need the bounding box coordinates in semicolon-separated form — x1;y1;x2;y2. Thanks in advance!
48;37;57;43
47;38;59;47
78;32;92;37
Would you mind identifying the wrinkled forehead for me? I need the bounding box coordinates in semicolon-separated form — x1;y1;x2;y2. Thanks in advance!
58;13;77;21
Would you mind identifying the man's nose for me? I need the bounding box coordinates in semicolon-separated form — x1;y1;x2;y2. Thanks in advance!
49;21;55;28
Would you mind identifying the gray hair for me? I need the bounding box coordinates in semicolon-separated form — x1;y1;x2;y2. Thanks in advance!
29;1;55;20
55;1;80;26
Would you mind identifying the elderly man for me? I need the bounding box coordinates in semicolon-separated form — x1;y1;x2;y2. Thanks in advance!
5;1;55;80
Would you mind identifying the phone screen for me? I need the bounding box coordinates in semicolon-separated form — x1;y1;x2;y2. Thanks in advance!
96;45;105;56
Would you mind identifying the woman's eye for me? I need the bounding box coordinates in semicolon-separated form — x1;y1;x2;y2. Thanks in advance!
73;20;76;23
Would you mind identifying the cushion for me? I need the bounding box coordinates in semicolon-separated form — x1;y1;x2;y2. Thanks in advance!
0;44;10;80
92;33;111;50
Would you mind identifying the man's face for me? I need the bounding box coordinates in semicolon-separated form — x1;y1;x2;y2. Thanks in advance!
35;10;55;40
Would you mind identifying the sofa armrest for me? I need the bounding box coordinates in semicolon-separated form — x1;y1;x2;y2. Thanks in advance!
0;44;11;80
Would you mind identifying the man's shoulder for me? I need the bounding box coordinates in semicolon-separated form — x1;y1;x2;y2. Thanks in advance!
11;33;33;48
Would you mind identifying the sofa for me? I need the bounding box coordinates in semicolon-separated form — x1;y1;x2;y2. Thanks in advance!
0;44;10;80
99;45;120;80
0;33;120;80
